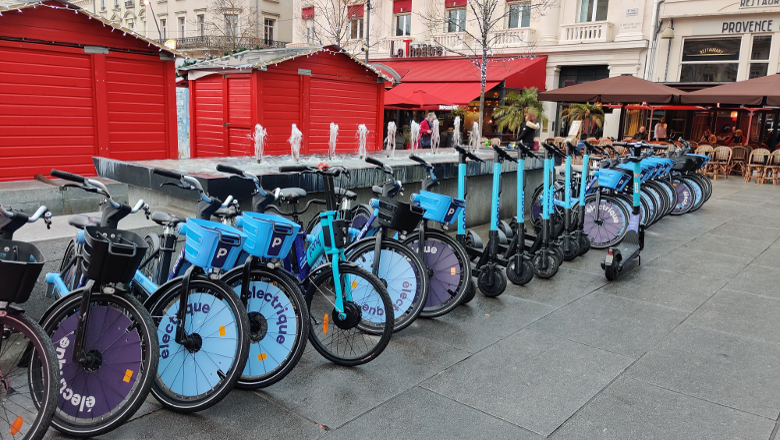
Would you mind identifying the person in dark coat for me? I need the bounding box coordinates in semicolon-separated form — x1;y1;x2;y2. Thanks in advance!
516;112;540;149
632;126;648;141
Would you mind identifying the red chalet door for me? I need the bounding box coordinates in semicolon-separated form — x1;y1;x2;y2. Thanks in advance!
225;74;253;156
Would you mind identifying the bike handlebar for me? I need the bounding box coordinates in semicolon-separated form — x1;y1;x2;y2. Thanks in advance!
153;168;184;180
50;169;84;183
279;165;309;173
409;155;431;168
215;164;244;177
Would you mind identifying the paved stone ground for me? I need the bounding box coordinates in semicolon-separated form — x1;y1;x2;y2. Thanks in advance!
43;178;780;439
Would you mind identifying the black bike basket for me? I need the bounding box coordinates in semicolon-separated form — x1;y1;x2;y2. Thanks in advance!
322;219;349;249
377;197;425;233
81;227;148;284
0;239;45;304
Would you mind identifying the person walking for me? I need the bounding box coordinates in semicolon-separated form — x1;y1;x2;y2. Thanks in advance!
654;117;667;142
516;112;539;149
420;112;436;149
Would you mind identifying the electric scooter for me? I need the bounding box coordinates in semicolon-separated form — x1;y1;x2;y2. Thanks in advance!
555;141;580;261
503;142;535;286
573;141;602;256
532;143;564;278
455;145;483;303
601;142;666;280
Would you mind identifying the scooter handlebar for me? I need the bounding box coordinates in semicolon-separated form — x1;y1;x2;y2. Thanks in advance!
454;145;483;162
491;145;517;163
409;155;432;168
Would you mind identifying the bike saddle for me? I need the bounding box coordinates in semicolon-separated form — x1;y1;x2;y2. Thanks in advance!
68;214;101;229
150;211;185;227
372;185;383;196
279;187;307;203
213;205;239;220
334;187;358;200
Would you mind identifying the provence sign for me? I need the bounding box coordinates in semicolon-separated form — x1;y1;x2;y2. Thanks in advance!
739;0;780;8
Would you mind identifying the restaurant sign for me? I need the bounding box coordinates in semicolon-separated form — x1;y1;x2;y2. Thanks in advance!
739;0;780;8
692;16;780;34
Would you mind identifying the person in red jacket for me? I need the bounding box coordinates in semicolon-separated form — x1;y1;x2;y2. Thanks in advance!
420;112;436;149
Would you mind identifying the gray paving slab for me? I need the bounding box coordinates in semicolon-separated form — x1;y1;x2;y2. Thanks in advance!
257;334;470;429
45;390;322;440
551;377;775;440
735;212;780;229
687;289;780;344
709;221;780;242
528;292;688;358
682;233;773;259
628;324;780;419
421;329;633;436
402;291;555;354
504;267;607;307
753;242;780;267
599;266;726;312
646;247;753;281
325;387;544;440
725;263;780;299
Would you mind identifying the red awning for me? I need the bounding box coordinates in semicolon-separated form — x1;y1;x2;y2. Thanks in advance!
445;0;467;7
302;7;314;19
393;0;412;14
379;56;546;90
348;5;364;17
387;81;500;106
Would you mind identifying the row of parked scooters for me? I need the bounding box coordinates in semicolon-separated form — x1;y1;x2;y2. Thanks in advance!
0;138;710;440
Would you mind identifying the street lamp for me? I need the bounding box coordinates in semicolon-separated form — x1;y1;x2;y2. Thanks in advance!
144;0;163;41
364;0;371;64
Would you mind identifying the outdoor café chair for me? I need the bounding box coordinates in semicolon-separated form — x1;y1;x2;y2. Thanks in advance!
762;150;780;185
709;146;732;180
745;148;771;184
729;145;750;176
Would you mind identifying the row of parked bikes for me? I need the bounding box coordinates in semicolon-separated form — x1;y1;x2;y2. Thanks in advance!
0;138;711;439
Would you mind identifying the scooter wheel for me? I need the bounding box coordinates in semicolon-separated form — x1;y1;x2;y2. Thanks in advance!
562;238;580;262
460;278;477;305
578;234;591;256
532;253;559;279
506;258;534;286
605;263;620;281
478;269;507;297
551;243;564;265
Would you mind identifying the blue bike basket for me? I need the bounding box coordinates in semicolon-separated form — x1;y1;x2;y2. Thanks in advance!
237;212;299;258
184;218;245;269
415;191;465;225
598;169;630;190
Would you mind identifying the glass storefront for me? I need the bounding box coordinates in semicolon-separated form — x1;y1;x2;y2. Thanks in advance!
680;37;741;83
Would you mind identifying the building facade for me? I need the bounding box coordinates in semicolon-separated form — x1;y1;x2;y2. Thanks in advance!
292;0;657;140
69;0;292;57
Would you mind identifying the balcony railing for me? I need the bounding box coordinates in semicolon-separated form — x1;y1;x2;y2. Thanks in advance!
163;36;290;51
492;27;535;48
377;36;411;54
560;21;613;44
124;0;134;7
431;32;471;51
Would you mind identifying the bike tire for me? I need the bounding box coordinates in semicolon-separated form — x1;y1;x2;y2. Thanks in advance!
139;235;160;284
56;239;82;297
670;178;694;215
656;180;678;216
583;193;630;249
40;290;158;437
346;238;429;333
3;312;58;440
403;230;471;318
147;277;249;413
220;266;309;389
684;174;706;212
305;262;393;367
460;278;477;304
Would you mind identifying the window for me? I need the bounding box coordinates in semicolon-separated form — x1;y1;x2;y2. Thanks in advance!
578;0;608;23
680;37;740;83
447;8;466;33
225;14;238;38
197;14;205;37
305;19;316;43
749;35;771;79
508;2;530;28
160;18;167;39
350;18;363;39
100;0;105;10
395;14;411;36
114;0;119;8
264;19;275;44
178;17;185;37
128;21;134;29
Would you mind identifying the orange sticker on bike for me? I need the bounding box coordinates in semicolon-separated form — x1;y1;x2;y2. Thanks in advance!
451;267;456;275
219;325;226;337
123;369;133;383
323;314;329;334
258;353;267;362
10;416;22;435
351;280;358;289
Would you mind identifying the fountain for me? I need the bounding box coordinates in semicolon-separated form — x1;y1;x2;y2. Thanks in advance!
453;116;462;148
431;119;441;154
410;121;420;150
252;124;267;163
288;124;302;163
328;122;338;160
385;121;397;158
356;124;369;159
468;121;480;153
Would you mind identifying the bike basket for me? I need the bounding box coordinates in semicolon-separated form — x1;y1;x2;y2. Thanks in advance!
322;219;349;249
377;197;425;233
238;212;300;259
81;227;147;284
415;191;465;225
0;239;45;304
184;218;245;269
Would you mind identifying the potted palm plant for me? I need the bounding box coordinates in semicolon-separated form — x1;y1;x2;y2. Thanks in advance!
561;102;605;138
493;87;547;137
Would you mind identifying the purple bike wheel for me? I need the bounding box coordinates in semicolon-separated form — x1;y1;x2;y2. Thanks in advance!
407;238;461;310
583;196;629;249
670;179;693;215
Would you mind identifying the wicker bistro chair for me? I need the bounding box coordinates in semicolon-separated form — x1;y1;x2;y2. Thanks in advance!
762;150;780;185
709;146;732;180
745;148;771;183
729;145;750;176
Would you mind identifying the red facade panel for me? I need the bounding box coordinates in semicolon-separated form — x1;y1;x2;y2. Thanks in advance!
348;5;364;17
262;72;301;156
309;79;379;155
302;7;314;19
192;75;226;157
227;75;253;156
393;0;412;13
